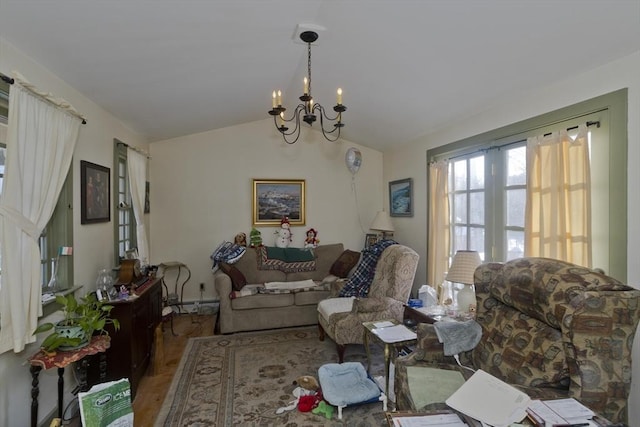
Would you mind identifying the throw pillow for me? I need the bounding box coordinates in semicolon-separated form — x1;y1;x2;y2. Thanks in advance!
219;262;247;291
329;250;361;278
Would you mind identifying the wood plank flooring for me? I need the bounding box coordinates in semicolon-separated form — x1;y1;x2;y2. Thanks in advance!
133;313;216;426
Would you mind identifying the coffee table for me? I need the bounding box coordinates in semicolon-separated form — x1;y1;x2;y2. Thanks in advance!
362;319;417;399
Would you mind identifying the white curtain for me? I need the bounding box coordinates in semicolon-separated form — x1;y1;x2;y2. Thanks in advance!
127;148;149;265
427;160;450;293
0;76;82;353
525;124;592;266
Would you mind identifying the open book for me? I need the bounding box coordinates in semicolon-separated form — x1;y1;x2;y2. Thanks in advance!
445;369;530;427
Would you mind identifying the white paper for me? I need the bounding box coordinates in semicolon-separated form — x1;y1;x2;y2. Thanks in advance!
391;413;466;426
373;320;395;328
445;369;530;427
372;324;417;342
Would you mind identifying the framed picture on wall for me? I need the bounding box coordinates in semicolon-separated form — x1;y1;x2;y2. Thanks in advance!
389;178;413;217
252;179;306;226
80;160;111;224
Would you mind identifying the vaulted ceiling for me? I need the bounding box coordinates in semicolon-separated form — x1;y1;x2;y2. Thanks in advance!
1;1;638;151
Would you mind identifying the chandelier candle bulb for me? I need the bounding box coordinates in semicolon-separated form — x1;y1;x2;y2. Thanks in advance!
279;112;284;127
337;88;342;105
303;77;309;95
277;90;282;106
272;91;277;108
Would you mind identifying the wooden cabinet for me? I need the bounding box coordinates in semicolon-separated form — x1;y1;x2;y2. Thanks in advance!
87;278;162;398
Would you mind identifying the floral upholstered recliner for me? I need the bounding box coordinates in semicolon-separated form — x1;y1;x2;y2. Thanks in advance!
395;257;640;424
318;244;419;363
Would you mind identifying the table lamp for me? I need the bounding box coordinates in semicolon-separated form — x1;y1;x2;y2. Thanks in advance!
370;210;394;239
446;250;481;313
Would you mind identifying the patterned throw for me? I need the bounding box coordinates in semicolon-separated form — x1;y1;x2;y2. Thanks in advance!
339;239;397;297
256;246;316;273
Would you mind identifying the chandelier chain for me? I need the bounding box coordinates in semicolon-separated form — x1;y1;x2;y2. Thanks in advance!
307;42;312;97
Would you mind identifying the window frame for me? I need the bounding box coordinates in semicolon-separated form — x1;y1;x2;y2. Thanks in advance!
113;139;137;265
426;89;627;281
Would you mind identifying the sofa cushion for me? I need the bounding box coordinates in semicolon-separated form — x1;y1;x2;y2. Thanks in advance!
231;292;294;310
295;289;331;306
219;262;247;291
330;249;361;278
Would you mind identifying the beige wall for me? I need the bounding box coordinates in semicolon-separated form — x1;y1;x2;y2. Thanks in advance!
149;119;383;302
0;38;148;427
384;51;640;426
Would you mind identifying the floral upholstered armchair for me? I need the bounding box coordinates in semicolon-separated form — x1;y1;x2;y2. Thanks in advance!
317;243;419;363
395;257;640;424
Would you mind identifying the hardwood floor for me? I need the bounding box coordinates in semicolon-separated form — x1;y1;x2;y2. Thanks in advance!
132;312;216;426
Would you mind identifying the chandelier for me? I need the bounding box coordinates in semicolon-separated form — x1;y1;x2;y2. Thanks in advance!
268;30;346;144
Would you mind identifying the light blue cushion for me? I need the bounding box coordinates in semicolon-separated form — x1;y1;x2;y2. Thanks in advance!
318;362;380;407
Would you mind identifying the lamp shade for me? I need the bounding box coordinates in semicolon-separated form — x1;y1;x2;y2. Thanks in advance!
370;210;394;232
446;250;481;285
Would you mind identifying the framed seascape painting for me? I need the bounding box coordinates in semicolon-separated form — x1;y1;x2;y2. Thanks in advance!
81;160;110;224
252;179;306;226
389;178;413;217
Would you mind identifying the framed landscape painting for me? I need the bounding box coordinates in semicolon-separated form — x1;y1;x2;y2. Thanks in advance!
81;160;110;224
252;179;306;226
389;178;413;217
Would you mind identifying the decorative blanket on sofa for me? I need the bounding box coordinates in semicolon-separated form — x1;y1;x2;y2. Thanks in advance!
256;246;316;273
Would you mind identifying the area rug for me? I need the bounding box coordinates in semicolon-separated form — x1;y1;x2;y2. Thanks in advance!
154;326;389;426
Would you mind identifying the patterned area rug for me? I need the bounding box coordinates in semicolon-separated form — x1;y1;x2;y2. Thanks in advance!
155;326;389;426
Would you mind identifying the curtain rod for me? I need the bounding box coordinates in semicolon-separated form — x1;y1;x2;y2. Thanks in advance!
117;141;151;159
0;72;87;124
435;121;600;164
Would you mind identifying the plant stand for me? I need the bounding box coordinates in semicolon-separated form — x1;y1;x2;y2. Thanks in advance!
28;335;110;427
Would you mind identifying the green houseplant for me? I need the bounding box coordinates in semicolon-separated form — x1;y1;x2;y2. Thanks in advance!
33;293;120;353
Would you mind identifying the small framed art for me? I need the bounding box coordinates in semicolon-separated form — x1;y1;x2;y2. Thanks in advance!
364;233;379;249
81;160;111;224
389;178;413;217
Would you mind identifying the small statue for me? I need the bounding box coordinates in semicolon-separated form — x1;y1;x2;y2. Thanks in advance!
234;232;247;247
304;228;319;248
275;216;292;248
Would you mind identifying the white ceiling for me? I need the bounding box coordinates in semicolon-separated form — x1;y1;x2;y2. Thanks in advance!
1;1;639;151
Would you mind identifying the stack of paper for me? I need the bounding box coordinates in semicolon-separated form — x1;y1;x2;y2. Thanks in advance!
372;324;417;343
527;398;595;426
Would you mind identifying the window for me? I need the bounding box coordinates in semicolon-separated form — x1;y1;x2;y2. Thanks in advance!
114;139;137;264
427;89;627;280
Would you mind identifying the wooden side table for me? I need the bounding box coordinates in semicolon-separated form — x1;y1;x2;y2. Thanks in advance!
28;335;110;427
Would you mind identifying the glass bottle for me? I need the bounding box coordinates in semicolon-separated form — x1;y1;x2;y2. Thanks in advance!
96;269;114;300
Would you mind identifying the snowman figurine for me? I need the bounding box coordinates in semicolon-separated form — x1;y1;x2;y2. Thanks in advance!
275;216;292;248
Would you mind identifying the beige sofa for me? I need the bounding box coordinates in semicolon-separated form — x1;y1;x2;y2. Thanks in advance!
214;243;346;334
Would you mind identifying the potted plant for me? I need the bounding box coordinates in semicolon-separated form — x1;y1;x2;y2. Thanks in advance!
33;293;120;353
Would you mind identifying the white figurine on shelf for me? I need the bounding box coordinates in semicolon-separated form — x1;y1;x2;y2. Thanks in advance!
275;216;292;248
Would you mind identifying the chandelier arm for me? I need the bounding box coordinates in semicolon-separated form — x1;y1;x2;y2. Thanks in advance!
317;107;342;142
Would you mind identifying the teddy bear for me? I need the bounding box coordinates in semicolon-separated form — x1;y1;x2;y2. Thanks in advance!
293;375;319;392
234;232;247;246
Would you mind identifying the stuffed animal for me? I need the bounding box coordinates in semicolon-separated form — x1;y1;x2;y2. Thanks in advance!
249;228;262;247
304;228;319;248
312;401;334;419
234;232;247;247
293;375;319;392
275;216;292;248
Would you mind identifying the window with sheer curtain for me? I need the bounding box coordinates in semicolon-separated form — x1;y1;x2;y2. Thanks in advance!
426;89;627;282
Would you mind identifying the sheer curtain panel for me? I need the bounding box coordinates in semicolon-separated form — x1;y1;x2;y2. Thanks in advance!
0;76;81;353
525;124;591;266
126;148;149;265
427;160;450;292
